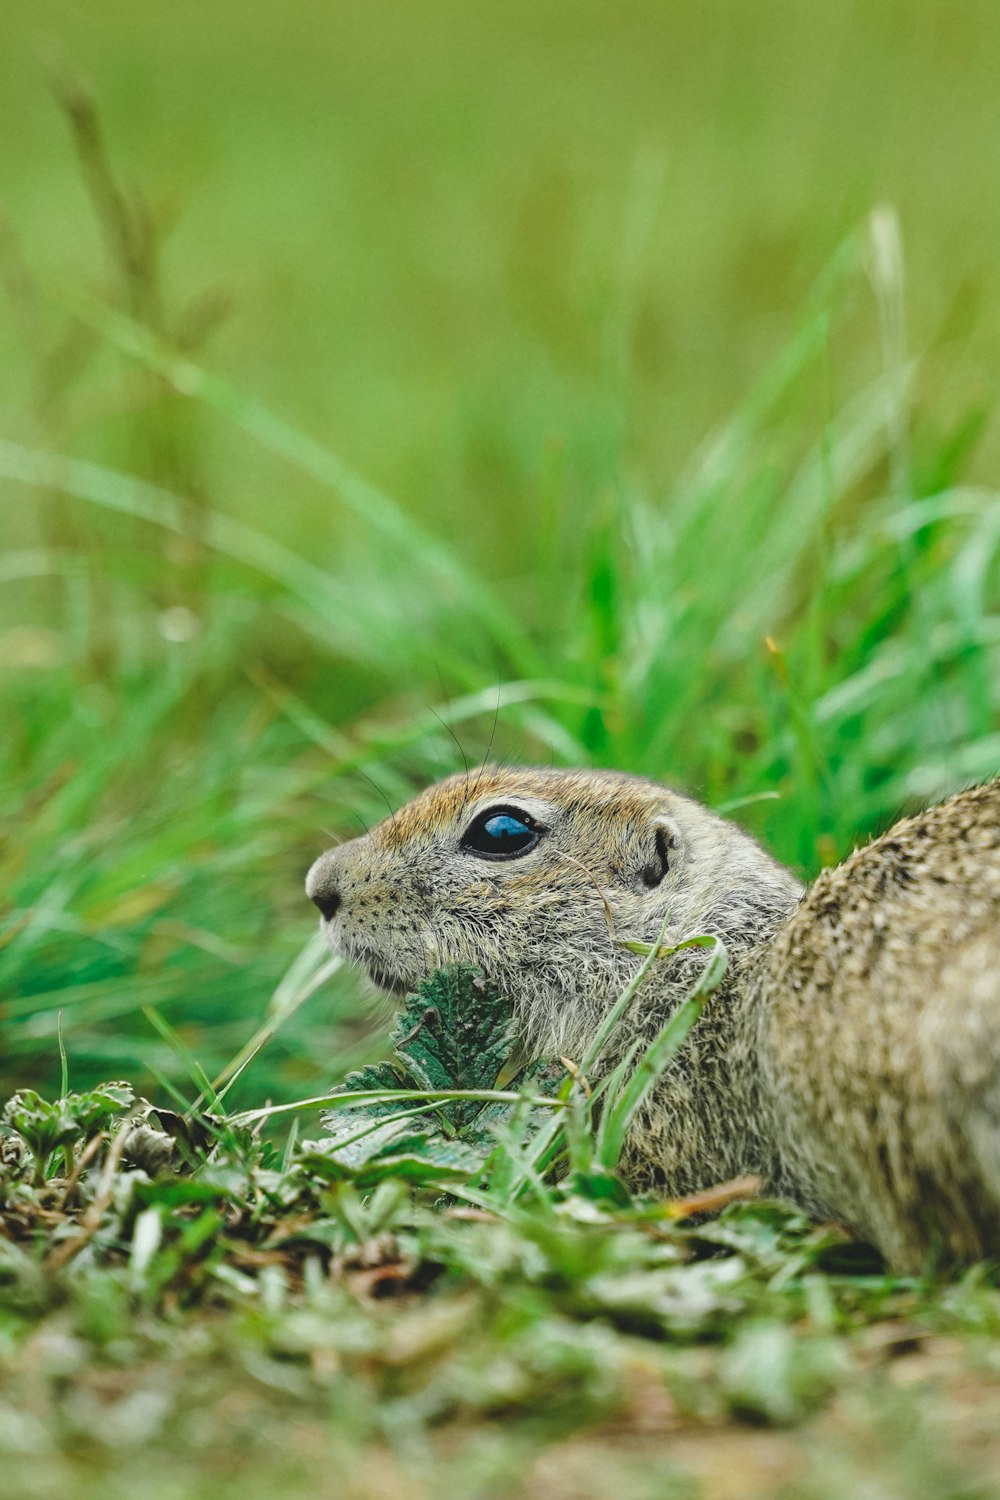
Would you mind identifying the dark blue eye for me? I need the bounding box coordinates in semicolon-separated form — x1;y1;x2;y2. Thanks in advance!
461;806;542;859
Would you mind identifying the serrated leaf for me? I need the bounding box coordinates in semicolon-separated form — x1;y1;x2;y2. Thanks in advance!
326;968;521;1138
1;1081;138;1183
299;1124;484;1189
389;967;515;1127
463;1058;565;1147
318;967;551;1179
324;1062;409;1123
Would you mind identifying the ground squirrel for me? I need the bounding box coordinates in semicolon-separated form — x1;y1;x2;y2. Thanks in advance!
306;769;1000;1272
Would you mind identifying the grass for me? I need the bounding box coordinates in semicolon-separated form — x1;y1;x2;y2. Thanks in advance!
7;207;1000;1100
4;4;1000;1493
4;984;1000;1500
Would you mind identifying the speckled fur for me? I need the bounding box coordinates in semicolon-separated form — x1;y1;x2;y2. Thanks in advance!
307;769;1000;1272
757;779;1000;1271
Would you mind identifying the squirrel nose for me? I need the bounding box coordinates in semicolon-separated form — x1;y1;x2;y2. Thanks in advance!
310;883;341;922
306;852;343;922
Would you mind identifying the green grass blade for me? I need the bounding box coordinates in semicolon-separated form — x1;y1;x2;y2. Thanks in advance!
42;289;544;675
597;936;728;1170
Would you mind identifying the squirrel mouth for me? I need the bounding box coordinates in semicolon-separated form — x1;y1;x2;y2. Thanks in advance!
364;962;411;999
341;938;413;999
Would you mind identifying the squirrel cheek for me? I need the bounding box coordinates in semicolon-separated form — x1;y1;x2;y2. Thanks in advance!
418;926;479;974
420;933;453;969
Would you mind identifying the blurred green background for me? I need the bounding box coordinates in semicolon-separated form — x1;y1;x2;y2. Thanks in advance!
3;0;1000;1104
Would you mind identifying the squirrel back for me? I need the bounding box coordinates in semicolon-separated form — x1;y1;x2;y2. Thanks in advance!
759;779;1000;1270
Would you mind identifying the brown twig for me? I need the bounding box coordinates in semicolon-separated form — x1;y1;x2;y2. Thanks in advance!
664;1174;761;1220
45;1122;134;1273
56;1131;105;1211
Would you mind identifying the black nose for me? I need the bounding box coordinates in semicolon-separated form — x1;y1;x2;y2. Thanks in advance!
311;885;341;921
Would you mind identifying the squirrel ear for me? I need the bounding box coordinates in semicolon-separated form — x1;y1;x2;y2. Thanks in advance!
641;816;680;889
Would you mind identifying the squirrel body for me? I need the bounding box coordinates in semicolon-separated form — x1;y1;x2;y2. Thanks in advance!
307;769;1000;1271
758;780;1000;1269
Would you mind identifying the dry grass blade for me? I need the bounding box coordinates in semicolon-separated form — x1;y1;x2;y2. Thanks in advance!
44;1120;133;1272
664;1175;762;1219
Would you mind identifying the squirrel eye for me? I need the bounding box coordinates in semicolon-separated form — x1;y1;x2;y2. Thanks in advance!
461;807;541;859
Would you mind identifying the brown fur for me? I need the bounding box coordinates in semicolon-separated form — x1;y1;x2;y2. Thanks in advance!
307;769;1000;1272
758;780;1000;1270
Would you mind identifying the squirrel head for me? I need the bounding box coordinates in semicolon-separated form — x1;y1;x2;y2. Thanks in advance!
306;767;801;1056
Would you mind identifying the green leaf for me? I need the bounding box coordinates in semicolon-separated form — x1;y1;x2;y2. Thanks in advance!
328;1062;411;1119
567;1168;634;1209
1;1081;135;1182
464;1059;566;1149
312;967;553;1186
326;967;519;1135
386;967;517;1127
2;1091;83;1180
299;1125;484;1188
67;1081;137;1135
